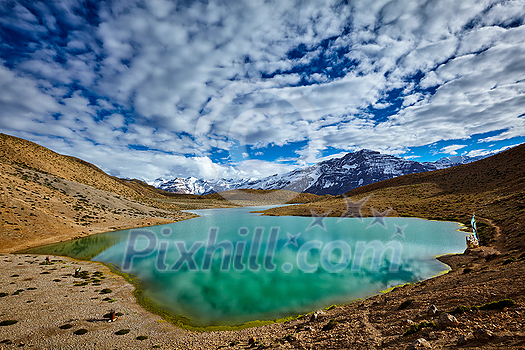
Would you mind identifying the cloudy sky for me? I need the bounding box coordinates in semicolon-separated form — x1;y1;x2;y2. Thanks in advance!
1;0;524;181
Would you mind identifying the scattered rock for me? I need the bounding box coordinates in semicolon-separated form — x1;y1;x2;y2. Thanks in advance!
310;309;324;322
473;328;494;340
401;319;415;326
427;331;438;340
437;313;459;329
427;304;438;316
407;338;432;349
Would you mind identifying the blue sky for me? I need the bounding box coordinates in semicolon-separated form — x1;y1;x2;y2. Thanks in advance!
0;0;524;181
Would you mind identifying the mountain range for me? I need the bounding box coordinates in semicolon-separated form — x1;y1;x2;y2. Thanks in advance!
152;150;488;196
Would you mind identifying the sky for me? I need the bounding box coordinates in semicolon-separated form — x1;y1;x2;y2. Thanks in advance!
0;0;524;182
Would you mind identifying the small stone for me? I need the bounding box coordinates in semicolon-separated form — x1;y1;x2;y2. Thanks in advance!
401;319;415;326
474;328;494;340
437;313;459;329
407;338;432;349
428;331;437;340
427;304;438;316
309;309;324;322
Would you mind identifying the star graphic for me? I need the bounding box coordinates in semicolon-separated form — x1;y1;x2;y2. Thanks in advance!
367;207;392;229
307;209;332;231
339;195;371;221
391;224;407;239
285;232;301;247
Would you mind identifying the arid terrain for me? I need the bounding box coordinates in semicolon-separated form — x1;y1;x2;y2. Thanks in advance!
0;133;238;253
1;134;524;349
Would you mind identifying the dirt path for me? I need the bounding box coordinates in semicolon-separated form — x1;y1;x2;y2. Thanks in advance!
476;216;503;249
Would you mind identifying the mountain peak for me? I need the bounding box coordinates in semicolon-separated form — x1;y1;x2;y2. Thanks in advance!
357;149;379;154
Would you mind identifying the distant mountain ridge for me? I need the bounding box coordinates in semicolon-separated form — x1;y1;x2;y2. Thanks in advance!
152;150;488;196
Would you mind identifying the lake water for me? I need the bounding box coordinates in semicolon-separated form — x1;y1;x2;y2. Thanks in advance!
24;206;467;328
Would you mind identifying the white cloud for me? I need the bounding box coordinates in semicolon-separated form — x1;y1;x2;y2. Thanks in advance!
440;144;467;155
0;63;59;116
0;0;524;181
465;143;522;158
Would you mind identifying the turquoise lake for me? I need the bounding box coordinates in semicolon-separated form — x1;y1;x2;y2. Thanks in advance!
25;206;467;327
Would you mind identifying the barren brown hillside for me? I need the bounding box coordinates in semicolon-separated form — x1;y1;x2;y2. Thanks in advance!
0;134;236;252
0;133;230;210
0;133;140;199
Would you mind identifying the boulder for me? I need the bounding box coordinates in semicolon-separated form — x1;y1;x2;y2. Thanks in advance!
437;313;459;329
464;247;501;258
309;309;324;322
427;304;438;316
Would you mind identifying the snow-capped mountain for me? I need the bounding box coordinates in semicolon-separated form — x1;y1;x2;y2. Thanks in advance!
151;177;242;196
423;154;487;169
152;150;488;196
